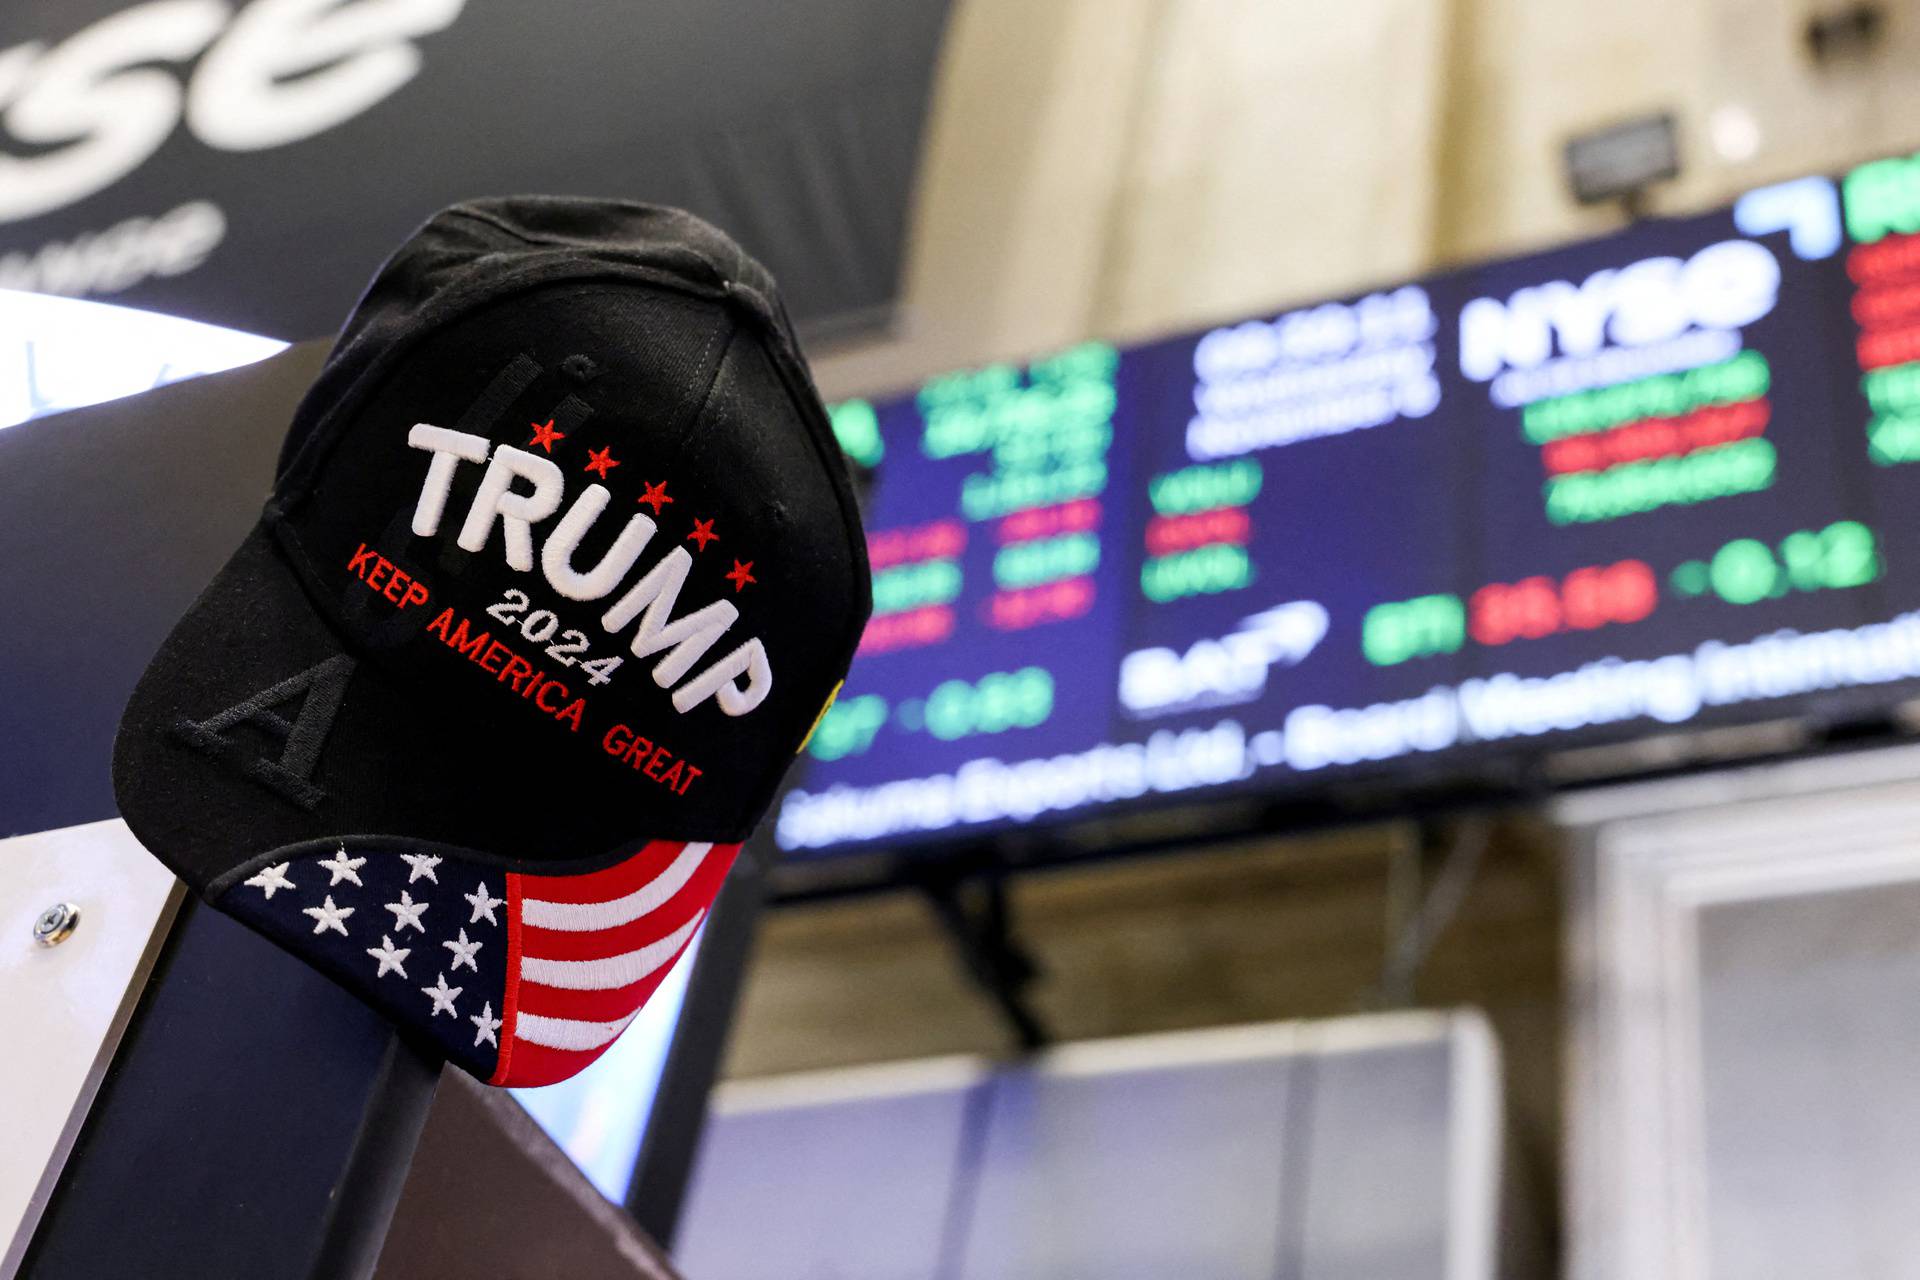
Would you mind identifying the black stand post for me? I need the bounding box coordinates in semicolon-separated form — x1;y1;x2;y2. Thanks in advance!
913;858;1049;1052
3;349;448;1280
18;901;443;1280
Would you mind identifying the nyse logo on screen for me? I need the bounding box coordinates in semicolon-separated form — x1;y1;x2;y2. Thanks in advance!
1458;239;1781;406
1120;601;1329;719
0;0;465;224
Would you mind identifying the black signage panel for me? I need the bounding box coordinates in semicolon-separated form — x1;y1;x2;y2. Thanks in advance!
0;0;952;338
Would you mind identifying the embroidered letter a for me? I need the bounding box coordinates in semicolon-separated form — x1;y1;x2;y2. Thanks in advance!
171;655;357;809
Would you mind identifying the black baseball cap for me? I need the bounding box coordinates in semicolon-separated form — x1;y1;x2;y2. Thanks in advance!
112;199;870;1087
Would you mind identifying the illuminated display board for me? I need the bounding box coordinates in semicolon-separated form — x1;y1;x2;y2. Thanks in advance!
777;152;1920;855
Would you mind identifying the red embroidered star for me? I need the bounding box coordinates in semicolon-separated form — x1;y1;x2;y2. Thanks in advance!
527;418;565;452
686;518;718;551
583;446;620;480
637;480;673;514
725;559;756;592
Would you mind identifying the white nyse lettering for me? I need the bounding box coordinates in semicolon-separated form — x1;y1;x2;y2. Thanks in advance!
1458;239;1780;381
0;200;225;297
188;0;466;152
0;1;229;223
0;0;466;224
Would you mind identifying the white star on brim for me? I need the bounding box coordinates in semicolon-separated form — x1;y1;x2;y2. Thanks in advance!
318;847;366;887
245;863;295;899
465;882;503;926
303;895;354;936
385;890;429;933
366;935;411;979
400;853;442;884
470;1001;503;1048
442;928;482;972
422;972;462;1017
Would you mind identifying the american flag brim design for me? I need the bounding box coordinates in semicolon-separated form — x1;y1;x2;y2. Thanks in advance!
499;837;738;1086
218;837;739;1086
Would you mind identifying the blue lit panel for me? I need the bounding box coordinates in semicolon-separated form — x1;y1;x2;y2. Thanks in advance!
782;157;1920;855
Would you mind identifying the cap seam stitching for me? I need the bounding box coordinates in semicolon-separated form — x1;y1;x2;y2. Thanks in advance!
278;266;739;497
440;205;729;285
680;314;740;445
752;346;874;668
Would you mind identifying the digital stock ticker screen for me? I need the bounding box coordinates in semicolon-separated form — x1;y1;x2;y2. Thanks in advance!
776;149;1920;856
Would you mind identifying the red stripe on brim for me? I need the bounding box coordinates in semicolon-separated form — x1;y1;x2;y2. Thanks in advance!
498;1039;616;1088
497;842;741;1086
514;926;701;1022
515;845;736;961
518;839;700;904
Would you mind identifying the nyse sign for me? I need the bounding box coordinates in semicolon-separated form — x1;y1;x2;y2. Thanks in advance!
0;0;460;312
0;0;949;337
0;0;464;223
1458;239;1782;408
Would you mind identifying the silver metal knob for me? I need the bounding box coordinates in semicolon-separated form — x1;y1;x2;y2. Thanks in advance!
32;902;79;947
